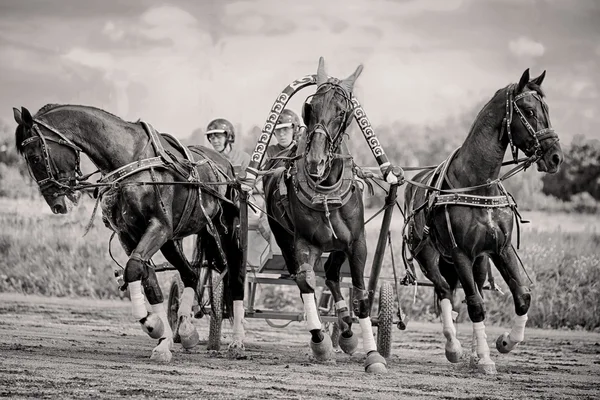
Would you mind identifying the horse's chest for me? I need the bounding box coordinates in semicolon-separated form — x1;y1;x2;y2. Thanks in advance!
469;208;513;251
100;190;140;232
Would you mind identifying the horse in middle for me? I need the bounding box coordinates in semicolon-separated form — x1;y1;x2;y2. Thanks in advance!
262;57;388;373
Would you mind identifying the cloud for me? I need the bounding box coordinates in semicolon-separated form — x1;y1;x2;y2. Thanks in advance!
508;36;545;58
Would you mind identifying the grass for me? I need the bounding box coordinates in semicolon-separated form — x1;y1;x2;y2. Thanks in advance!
0;196;599;331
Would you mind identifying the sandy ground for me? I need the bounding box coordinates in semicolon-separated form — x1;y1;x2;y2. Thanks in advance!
0;293;598;400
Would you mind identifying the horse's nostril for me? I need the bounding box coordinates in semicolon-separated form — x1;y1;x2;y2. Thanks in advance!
52;204;64;214
552;153;562;166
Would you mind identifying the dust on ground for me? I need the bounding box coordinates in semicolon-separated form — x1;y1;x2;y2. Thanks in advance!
0;293;598;399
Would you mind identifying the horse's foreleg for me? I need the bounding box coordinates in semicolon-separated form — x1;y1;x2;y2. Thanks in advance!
160;240;200;350
490;246;530;354
348;235;387;374
451;248;496;375
324;251;357;354
123;218;172;362
295;237;333;361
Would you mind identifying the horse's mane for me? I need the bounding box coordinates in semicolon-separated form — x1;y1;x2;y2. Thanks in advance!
35;103;127;121
16;103;134;154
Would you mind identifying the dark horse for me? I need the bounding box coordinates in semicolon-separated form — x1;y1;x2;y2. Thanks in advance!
403;69;563;374
263;58;387;373
13;104;245;362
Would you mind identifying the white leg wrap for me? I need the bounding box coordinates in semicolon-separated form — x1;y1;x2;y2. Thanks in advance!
129;281;148;320
178;287;195;318
151;303;173;338
335;300;347;311
359;317;377;353
302;293;321;331
473;321;491;359
440;298;456;338
232;300;245;342
509;314;527;344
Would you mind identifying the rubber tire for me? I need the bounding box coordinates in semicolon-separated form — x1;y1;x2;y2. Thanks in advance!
207;271;224;351
376;282;394;359
167;273;184;343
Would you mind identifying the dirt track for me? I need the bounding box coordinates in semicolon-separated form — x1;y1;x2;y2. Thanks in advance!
0;293;598;399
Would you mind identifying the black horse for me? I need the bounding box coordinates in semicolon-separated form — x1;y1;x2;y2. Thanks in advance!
404;69;563;374
263;58;387;373
13;104;245;362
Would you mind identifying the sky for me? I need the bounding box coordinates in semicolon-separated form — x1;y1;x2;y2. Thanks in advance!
0;0;598;145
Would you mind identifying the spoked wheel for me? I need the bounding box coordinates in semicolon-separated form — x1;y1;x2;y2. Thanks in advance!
376;282;394;358
167;273;184;343
323;321;340;349
207;271;224;351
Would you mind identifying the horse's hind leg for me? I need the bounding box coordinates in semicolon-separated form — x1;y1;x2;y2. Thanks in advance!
348;234;387;374
451;248;496;374
437;255;463;363
160;240;200;350
222;218;246;359
490;246;530;354
324;251;357;355
295;237;334;362
123;218;173;362
413;243;463;363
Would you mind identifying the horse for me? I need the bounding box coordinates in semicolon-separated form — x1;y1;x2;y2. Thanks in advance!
262;58;387;373
403;69;563;374
13;104;246;362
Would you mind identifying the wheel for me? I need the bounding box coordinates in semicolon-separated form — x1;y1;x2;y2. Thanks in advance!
167;273;184;343
376;282;394;359
207;271;224;351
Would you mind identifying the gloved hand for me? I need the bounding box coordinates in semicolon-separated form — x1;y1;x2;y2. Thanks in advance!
238;177;255;193
384;165;405;186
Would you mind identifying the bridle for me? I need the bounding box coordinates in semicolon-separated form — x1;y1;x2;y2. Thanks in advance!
304;82;353;172
502;84;559;163
19;119;84;197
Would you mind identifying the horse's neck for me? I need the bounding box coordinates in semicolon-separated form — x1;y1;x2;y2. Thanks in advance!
446;95;508;192
45;108;149;173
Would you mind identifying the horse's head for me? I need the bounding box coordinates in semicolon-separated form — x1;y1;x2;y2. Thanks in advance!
13;106;82;214
302;57;362;180
506;69;563;173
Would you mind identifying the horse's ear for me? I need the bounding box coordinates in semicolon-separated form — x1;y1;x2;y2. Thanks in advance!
531;70;546;86
13;107;23;125
517;68;530;92
20;107;34;128
316;56;328;86
340;64;364;93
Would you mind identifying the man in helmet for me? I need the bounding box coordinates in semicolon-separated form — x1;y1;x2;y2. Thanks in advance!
264;109;302;164
205;118;251;172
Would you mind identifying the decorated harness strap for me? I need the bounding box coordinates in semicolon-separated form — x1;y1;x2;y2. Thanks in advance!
245;74;393;187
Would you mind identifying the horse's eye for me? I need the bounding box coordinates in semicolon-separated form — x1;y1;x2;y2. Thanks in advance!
30;155;41;164
528;110;535;117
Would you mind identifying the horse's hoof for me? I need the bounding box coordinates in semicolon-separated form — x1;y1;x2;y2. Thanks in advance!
178;317;199;350
364;351;388;374
496;332;513;354
338;332;358;355
310;333;334;362
150;338;173;363
445;339;463;363
227;340;246;359
476;360;497;375
140;313;164;340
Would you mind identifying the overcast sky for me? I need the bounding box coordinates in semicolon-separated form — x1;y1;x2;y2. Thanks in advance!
0;0;598;143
